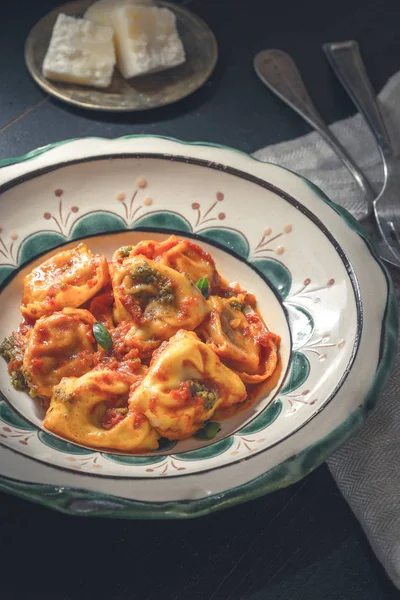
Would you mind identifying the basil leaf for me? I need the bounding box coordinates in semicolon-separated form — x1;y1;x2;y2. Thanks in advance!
93;322;113;352
157;437;177;452
196;277;209;299
194;421;221;440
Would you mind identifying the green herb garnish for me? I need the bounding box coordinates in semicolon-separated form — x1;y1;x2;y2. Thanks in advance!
194;421;221;440
157;437;177;452
118;246;133;258
158;281;174;304
10;368;28;392
196;277;209;299
131;262;175;306
189;380;219;410
93;322;113;352
0;335;17;363
130;262;159;285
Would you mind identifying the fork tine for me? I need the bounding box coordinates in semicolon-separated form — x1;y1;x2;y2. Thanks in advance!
374;212;400;266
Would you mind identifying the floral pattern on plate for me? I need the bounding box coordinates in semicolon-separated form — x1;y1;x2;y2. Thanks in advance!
0;196;351;476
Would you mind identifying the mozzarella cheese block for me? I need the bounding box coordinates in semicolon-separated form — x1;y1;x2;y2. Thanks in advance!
84;0;154;28
86;4;186;79
42;13;116;88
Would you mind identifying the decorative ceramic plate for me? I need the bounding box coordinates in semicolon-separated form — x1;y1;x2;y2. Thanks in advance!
0;137;396;518
25;0;218;112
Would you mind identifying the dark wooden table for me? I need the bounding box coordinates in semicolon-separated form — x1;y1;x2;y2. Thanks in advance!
1;1;400;598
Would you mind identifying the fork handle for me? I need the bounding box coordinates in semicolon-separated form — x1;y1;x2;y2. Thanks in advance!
323;41;393;157
254;49;329;134
254;49;375;215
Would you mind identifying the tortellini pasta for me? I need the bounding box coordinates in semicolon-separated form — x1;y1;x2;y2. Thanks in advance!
152;236;216;283
197;296;280;384
129;330;247;440
20;243;109;320
23;308;96;399
1;235;281;453
128;235;219;289
44;369;158;451
113;235;224;289
110;254;208;340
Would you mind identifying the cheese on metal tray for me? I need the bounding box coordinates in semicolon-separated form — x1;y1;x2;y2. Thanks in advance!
42;13;116;88
86;4;186;79
84;0;154;28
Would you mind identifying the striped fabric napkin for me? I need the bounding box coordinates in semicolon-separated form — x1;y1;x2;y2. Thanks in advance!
254;70;400;588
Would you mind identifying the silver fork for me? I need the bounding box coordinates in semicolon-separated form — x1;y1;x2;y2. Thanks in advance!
323;40;400;266
254;49;375;218
253;49;398;268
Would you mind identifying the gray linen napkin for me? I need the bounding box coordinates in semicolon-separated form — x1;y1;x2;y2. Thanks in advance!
254;70;400;588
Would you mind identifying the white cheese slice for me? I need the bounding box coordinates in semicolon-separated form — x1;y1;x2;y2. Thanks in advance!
42;13;116;88
84;0;154;28
105;6;186;79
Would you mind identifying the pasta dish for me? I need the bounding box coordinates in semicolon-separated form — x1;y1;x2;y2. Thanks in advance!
0;236;280;452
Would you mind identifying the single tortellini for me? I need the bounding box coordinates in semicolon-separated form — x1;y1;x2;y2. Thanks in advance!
152;236;218;288
197;296;280;384
110;255;208;342
20;243;110;320
113;236;221;291
129;329;247;440
44;369;158;451
23;308;96;399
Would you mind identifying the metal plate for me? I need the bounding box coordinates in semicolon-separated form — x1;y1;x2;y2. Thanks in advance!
24;0;218;112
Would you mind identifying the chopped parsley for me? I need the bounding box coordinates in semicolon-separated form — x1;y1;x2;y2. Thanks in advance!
189;380;219;410
10;368;28;392
0;335;17;363
131;262;174;305
130;263;160;285
158;281;174;304
118;246;133;258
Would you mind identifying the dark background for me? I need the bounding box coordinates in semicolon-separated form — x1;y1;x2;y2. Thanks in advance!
1;1;400;598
